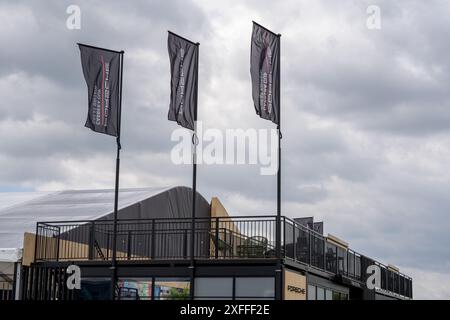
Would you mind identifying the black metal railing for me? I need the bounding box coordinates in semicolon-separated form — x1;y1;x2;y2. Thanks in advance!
0;280;14;300
282;217;363;280
372;260;413;298
35;215;412;298
35;216;277;262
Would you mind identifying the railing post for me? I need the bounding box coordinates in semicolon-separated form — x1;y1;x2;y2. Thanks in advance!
88;221;95;260
385;269;389;291
106;232;110;260
183;229;188;258
323;238;326;270
56;226;60;262
215;217;219;259
223;229;228;258
292;223;296;261
335;248;338;274
150;219;155;259
34;223;39;262
309;232;312;266
282;217;286;258
127;230;132;260
346;250;349;277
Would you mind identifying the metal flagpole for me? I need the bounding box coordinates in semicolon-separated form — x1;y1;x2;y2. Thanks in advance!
189;42;200;300
275;33;283;300
111;50;124;300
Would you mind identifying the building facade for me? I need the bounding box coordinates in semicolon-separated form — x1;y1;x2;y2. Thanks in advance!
0;187;412;300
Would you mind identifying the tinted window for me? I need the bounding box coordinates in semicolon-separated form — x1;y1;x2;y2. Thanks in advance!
311;235;324;269
235;277;274;298
317;287;325;300
194;278;233;299
332;291;340;300
355;255;361;279
325;242;337;273
284;223;295;259
308;285;316;300
348;252;355;277
154;278;190;300
76;278;111;300
118;278;152;300
296;227;309;264
337;247;347;274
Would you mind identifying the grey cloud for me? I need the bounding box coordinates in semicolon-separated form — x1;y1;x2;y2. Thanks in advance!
281;1;450;136
1;0;450;299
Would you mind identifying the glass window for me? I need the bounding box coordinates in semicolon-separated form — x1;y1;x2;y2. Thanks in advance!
394;273;400;293
408;279;413;298
295;227;309;264
307;285;316;300
405;278;412;298
381;267;387;289
400;276;405;296
118;278;152;300
154;278;190;300
325;289;333;300
337;247;347;274
388;271;394;291
325;242;337;273
311;235;324;269
284;223;295;259
355;255;361;279
332;291;340;300
235;277;274;298
348;252;355;277
76;278;111;300
316;287;325;300
340;293;348;300
194;277;233;299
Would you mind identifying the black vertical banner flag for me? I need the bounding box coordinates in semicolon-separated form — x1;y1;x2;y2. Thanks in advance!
250;22;280;125
78;44;121;136
168;31;198;131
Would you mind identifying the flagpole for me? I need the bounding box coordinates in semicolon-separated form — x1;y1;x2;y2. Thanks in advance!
111;50;124;300
190;130;197;299
275;33;282;300
189;42;200;300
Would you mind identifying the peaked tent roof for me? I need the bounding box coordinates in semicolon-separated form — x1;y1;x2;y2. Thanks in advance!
0;186;200;262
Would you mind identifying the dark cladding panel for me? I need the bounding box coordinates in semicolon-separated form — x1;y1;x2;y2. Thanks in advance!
58;187;211;260
295;225;309;264
107;186;210;220
294;217;314;230
313;222;323;235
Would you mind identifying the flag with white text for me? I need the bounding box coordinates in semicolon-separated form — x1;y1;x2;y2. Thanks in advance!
168;32;198;131
250;22;280;125
79;44;121;136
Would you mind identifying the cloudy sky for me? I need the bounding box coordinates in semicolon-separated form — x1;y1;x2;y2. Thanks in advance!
1;0;450;299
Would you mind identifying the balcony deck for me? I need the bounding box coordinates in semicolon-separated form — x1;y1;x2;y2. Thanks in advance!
34;215;412;298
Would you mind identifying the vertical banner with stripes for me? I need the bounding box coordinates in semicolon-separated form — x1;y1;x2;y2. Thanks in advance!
250;21;280;125
167;31;200;299
167;31;199;131
79;44;121;136
78;43;124;300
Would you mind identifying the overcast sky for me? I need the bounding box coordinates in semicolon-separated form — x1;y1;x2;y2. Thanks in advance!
1;0;450;299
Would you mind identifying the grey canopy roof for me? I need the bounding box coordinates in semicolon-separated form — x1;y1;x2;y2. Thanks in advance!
0;186;210;262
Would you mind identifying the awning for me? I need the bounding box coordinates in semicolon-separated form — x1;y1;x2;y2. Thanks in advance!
0;248;22;263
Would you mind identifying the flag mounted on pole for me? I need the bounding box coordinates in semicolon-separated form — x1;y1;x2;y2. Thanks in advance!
78;43;122;137
167;31;199;300
250;21;280;125
78;43;124;300
250;22;283;299
167;31;199;131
